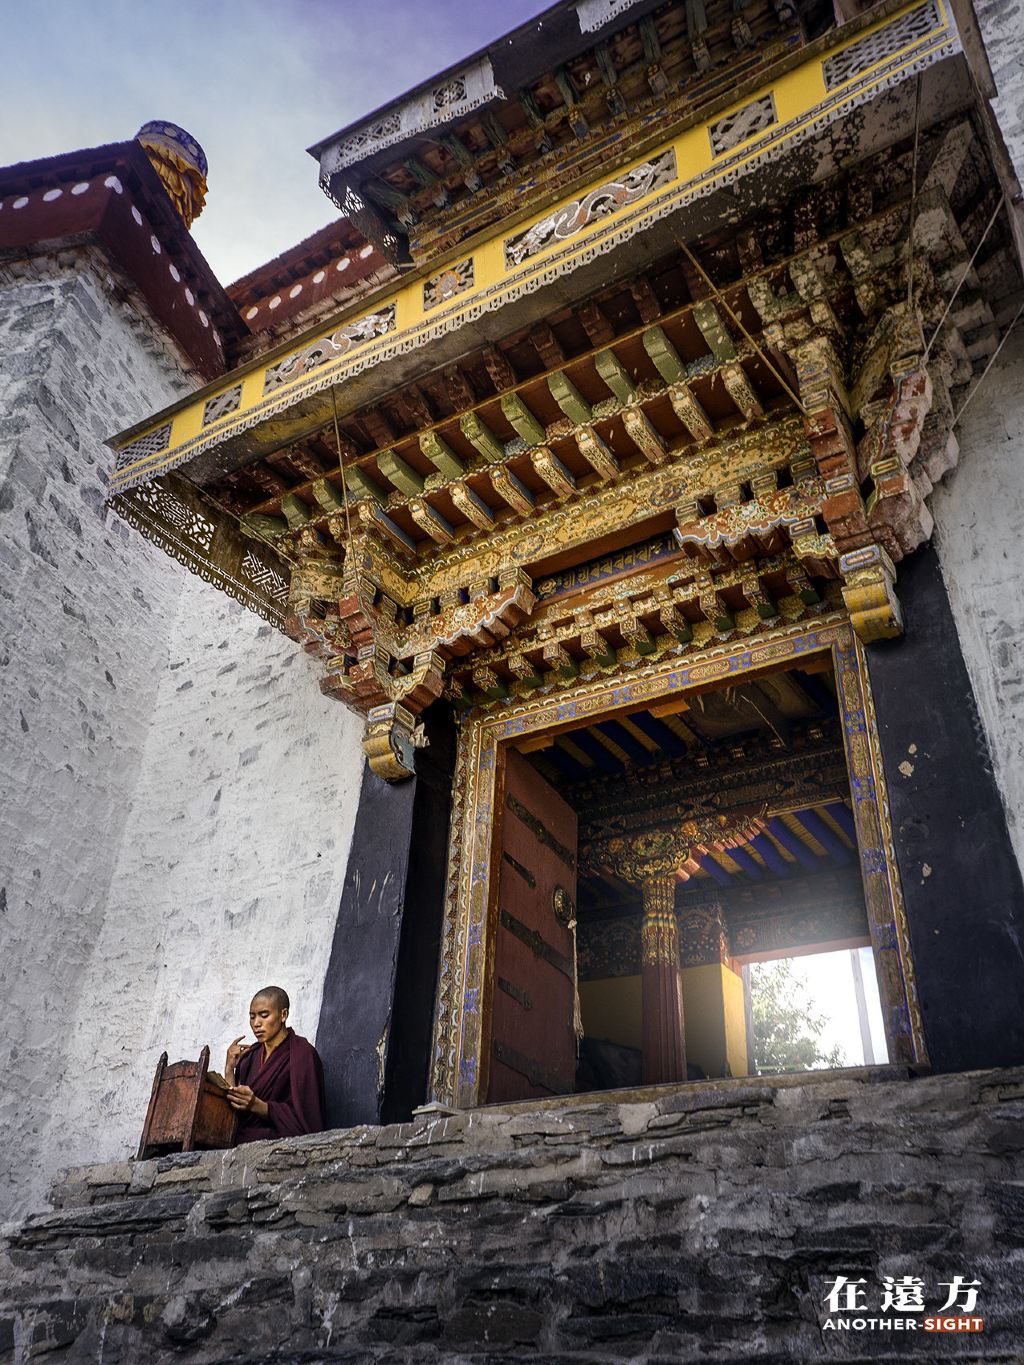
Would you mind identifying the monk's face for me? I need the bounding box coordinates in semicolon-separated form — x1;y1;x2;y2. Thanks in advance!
249;995;288;1047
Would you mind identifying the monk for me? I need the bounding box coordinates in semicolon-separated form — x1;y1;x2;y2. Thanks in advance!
224;986;326;1143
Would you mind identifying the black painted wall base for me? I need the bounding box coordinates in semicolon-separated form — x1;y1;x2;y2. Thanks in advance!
867;544;1024;1071
315;702;456;1128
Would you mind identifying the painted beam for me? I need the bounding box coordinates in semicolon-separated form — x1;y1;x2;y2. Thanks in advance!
750;832;791;877
569;727;624;775
696;853;732;888
794;807;852;865
594;348;636;403
597;719;652;766
627;709;689;758
344;467;388;506
643;326;687;383
825;800;857;842
728;846;764;881
420;431;466;479
767;816;820;871
460;412;505;463
544;744;590;783
377;449;425;497
548;371;593;425
501;392;546;446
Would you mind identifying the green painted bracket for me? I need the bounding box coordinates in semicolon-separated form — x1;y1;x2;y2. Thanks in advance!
378;449;425;497
420;431;466;479
460;412;505;463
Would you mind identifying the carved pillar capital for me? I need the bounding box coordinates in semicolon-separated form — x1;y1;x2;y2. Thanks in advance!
840;543;902;642
361;702;428;782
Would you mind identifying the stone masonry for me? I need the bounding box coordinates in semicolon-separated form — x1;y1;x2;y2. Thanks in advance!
1;1067;1022;1362
0;249;365;1221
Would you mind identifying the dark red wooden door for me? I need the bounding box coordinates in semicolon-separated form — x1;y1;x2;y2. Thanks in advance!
487;747;578;1102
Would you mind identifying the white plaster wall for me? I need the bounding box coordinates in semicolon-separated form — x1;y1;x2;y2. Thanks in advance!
0;253;365;1218
974;0;1024;190
50;585;364;1181
931;330;1024;873
0;255;193;1220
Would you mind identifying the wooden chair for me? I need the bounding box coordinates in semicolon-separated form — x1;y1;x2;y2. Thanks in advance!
137;1045;237;1159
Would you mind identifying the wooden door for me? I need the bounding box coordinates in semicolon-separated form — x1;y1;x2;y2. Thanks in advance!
487;747;578;1102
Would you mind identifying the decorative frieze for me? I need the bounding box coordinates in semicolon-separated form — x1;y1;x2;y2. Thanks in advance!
423;258;474;310
263;306;396;395
504;148;677;268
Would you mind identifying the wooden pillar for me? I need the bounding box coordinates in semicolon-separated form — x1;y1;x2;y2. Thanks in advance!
640;875;687;1085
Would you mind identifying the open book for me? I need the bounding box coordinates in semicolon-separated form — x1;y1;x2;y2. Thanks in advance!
205;1071;230;1090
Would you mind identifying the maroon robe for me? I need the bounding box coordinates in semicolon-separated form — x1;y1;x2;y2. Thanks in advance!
233;1030;326;1144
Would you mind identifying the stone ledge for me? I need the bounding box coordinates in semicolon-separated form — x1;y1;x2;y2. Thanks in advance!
3;1065;1023;1361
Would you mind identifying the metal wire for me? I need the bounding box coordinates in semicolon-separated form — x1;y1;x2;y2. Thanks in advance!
674;234;808;415
952;299;1024;426
922;197;1003;364
331;386;355;560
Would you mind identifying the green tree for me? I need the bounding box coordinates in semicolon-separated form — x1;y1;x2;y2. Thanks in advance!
750;957;847;1074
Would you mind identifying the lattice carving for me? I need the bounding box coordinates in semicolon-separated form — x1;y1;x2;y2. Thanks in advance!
202;384;242;427
709;93;777;157
576;0;643;32
433;78;467;112
333;113;402;166
823;0;940;90
114;423;171;471
131;480;215;551
241;549;288;604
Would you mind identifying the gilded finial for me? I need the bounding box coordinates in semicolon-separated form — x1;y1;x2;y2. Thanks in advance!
135;121;208;229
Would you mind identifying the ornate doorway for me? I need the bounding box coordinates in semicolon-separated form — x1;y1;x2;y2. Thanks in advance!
429;619;925;1110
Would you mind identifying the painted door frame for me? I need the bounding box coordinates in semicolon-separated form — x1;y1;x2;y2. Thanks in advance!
428;614;927;1109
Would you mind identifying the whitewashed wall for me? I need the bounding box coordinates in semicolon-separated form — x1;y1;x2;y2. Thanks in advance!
49;584;364;1182
0;254;364;1219
931;331;1024;874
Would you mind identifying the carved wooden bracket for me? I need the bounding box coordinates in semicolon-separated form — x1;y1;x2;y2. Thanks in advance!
581;810;766;884
285;521;537;780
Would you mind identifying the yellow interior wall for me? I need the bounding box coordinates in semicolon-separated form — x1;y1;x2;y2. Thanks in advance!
721;964;749;1079
580;976;642;1051
681;964;749;1079
582;966;749;1078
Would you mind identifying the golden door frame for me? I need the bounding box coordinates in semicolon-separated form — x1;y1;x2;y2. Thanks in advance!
428;614;927;1109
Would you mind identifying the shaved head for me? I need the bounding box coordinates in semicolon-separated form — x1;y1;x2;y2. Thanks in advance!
252;986;289;1012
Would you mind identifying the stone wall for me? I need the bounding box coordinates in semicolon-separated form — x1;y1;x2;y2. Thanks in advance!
1;1067;1021;1362
0;251;364;1221
931;332;1024;874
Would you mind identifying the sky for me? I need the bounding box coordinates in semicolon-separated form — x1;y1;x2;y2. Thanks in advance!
775;946;889;1068
1;0;553;285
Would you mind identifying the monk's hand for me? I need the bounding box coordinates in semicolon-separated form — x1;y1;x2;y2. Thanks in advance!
226;1085;268;1119
225;1035;249;1076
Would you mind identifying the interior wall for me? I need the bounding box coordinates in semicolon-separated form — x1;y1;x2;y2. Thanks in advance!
0;253;365;1218
580;976;642;1051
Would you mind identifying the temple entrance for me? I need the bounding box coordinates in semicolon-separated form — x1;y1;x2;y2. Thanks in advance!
481;643;897;1103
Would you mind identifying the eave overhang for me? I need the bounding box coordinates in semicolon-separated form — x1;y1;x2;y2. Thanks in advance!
108;0;965;492
0;142;242;381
